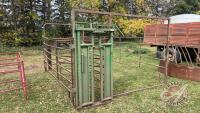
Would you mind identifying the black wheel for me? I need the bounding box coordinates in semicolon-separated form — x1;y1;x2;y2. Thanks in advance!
156;46;163;59
161;48;181;63
156;50;162;59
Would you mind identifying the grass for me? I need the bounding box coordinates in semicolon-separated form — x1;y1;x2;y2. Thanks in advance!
1;43;200;113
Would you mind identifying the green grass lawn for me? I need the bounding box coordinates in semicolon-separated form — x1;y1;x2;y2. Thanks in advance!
1;44;200;113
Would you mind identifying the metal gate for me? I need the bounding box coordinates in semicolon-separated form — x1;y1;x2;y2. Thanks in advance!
74;23;114;106
43;22;114;108
71;9;169;100
0;52;27;99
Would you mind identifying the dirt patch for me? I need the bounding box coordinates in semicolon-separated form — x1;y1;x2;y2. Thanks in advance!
25;65;40;71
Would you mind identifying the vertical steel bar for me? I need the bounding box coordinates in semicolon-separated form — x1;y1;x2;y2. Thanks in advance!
17;53;27;99
71;9;78;107
20;61;27;99
172;46;178;64
184;46;193;66
99;36;104;101
91;33;95;103
176;46;183;63
77;31;83;106
43;42;47;71
47;41;52;70
198;48;200;65
110;31;114;98
55;41;59;79
165;19;170;82
180;47;189;66
71;47;75;105
192;47;200;65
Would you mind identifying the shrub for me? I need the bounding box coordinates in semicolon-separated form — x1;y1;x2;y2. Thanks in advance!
132;48;149;54
115;18;155;37
1;31;20;46
1;30;41;46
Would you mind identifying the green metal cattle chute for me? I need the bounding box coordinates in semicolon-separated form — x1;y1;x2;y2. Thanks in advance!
43;9;167;109
43;22;114;108
74;22;114;107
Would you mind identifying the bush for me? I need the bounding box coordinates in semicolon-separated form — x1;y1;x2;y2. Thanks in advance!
1;31;20;46
116;19;155;37
125;42;150;54
1;30;41;46
132;48;149;54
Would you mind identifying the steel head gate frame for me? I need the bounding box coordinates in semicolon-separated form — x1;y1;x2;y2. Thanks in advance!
43;9;171;109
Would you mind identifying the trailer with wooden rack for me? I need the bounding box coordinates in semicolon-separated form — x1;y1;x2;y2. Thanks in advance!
144;14;200;81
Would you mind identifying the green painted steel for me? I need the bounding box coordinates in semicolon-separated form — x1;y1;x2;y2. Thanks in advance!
75;26;94;106
100;33;113;101
74;22;114;107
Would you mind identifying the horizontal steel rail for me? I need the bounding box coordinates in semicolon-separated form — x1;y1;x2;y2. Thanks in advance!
72;9;168;20
0;79;20;85
43;54;72;74
0;87;23;94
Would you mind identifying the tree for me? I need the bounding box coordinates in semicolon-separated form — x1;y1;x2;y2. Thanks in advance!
69;0;100;10
100;0;109;11
1;0;200;46
167;0;200;15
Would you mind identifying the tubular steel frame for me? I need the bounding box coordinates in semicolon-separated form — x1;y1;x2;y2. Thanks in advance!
43;23;75;106
43;9;171;109
0;52;27;99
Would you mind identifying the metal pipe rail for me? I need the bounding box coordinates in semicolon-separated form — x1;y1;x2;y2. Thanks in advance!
0;52;27;99
43;38;74;101
72;9;168;20
43;53;72;74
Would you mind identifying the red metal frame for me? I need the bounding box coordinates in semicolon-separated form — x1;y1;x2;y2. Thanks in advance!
0;52;27;99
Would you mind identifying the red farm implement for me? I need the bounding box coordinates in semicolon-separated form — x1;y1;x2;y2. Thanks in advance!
144;22;200;81
0;52;27;99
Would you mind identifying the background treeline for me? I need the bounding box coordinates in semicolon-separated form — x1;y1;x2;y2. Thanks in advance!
0;0;200;46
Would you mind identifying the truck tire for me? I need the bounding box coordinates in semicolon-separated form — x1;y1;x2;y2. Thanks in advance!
161;48;181;63
156;46;164;59
156;50;162;59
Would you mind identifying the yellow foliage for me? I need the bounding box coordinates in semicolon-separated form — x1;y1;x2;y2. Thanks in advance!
108;0;117;4
69;0;100;10
116;19;155;37
135;0;144;7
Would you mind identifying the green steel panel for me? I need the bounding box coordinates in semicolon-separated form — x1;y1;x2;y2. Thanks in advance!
76;31;82;106
75;30;94;106
98;32;114;101
74;22;114;107
100;44;113;100
80;46;94;103
105;46;112;98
